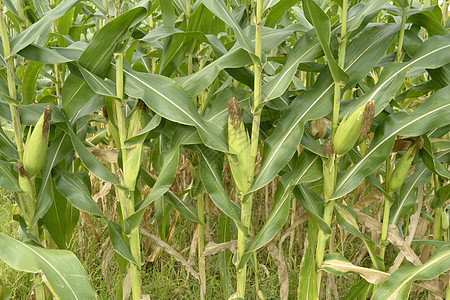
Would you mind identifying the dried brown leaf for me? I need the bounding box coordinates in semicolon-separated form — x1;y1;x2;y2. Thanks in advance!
201;240;238;257
267;242;289;300
139;227;199;281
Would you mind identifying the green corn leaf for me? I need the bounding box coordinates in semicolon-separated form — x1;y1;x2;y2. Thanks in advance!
165;191;199;223
265;0;301;27
43;185;79;250
407;6;448;36
0;125;18;160
302;0;349;85
237;151;322;270
78;66;117;98
259;31;322;105
9;0;80;55
54;169;105;217
293;185;331;235
0;233;96;300
198;146;243;228
297;219;318;299
125;145;179;233
22;61;44;105
250;22;398;193
201;0;254;55
114;63;228;152
62;3;150;122
346;0;390;33
343;34;450;118
374;245;450;299
32;133;74;226
342;279;371;300
107;221;137;265
68;128;120;186
139;167;198;223
420;135;450;178
18;44;82;64
176;48;252;97
0;160;20;191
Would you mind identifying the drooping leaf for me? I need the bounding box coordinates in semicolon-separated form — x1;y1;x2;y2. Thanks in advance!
0;233;96;300
374;245;450;300
114;63;228;152
54;169;105;217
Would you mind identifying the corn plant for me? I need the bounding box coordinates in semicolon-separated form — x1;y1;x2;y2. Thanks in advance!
0;0;449;299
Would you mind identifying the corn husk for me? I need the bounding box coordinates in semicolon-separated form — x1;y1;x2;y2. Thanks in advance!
123;100;149;191
333;101;374;155
388;137;423;193
227;98;252;195
22;106;52;176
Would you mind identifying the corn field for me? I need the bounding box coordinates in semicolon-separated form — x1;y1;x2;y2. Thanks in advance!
0;0;449;299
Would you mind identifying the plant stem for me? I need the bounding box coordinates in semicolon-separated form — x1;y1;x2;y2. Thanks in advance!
0;9;24;161
433;175;442;240
114;53;142;300
331;0;348;140
197;192;206;299
434;208;442;241
253;251;260;292
396;7;408;63
380;197;392;260
380;156;392;260
249;0;263;163
317;0;348;294
237;193;253;298
315;198;335;288
236;0;262;297
1;15;44;300
443;0;449;25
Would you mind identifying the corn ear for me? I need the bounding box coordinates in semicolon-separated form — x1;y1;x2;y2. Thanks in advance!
22;106;52;176
123;100;148;191
16;162;35;226
127;100;149;139
388;137;423;193
17;162;32;196
123;143;144;191
332;101;374;155
227;98;252;195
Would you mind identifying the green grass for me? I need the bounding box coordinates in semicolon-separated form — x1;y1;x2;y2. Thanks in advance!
0;190;29;298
